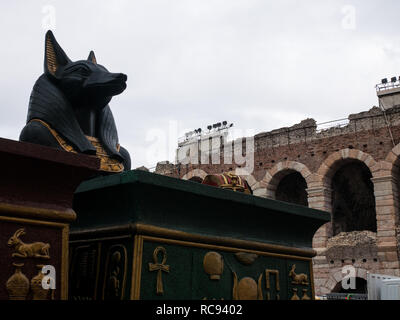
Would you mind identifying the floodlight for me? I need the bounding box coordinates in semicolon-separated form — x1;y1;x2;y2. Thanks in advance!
382;78;388;84
391;77;397;83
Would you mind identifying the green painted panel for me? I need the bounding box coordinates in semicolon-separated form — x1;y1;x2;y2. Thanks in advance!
70;170;329;300
69;237;133;300
140;240;313;300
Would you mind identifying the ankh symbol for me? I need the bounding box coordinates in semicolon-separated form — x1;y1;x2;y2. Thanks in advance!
148;246;170;295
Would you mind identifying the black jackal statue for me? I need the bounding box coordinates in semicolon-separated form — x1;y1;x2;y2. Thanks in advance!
20;30;131;173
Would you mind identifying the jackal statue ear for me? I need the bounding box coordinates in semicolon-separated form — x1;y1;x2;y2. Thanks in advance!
44;30;71;76
87;51;97;64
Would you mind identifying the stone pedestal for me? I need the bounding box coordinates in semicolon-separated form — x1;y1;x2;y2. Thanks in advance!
0;138;99;300
70;170;330;300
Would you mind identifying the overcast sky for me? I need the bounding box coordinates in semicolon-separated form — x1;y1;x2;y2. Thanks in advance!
1;1;400;168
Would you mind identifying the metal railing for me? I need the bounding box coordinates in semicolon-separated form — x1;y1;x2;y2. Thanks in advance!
324;293;368;300
376;80;400;92
316;118;349;133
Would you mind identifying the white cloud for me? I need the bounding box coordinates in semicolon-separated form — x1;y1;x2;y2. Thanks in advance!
1;1;400;168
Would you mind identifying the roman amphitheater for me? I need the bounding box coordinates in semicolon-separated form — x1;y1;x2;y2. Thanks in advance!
154;83;400;296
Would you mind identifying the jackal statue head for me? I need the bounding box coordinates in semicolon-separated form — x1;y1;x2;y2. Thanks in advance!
20;30;131;173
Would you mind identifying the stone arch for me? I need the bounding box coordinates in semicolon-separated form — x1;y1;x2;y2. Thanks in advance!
384;144;400;226
313;149;377;215
317;149;377;186
182;169;208;181
385;143;400;171
311;149;377;261
261;161;312;200
386;144;400;202
317;149;377;236
321;268;368;295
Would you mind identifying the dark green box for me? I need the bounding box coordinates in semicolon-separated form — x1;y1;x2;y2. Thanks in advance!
69;170;329;300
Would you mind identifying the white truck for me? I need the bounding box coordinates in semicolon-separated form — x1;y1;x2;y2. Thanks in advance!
367;273;400;300
320;273;400;300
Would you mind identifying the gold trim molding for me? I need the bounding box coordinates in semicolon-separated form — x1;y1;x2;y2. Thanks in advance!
70;223;317;259
131;235;143;300
0;202;76;222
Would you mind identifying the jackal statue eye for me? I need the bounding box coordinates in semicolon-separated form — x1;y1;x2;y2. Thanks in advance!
75;66;90;76
65;66;90;77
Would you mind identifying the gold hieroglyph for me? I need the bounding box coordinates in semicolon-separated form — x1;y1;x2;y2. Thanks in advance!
301;289;311;300
234;252;258;266
289;264;309;285
7;228;50;259
203;252;224;280
232;272;263;300
148;246;170;295
290;288;300;300
265;269;280;300
6;263;30;300
31;265;52;300
102;245;128;300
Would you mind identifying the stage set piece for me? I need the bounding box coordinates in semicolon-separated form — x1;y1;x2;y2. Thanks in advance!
0;137;99;300
69;170;330;300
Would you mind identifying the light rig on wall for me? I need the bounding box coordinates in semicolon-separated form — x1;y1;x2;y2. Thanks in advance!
178;121;234;146
376;76;400;111
176;121;234;164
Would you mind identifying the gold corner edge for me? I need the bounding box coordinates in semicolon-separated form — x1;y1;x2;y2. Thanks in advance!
131;235;143;300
